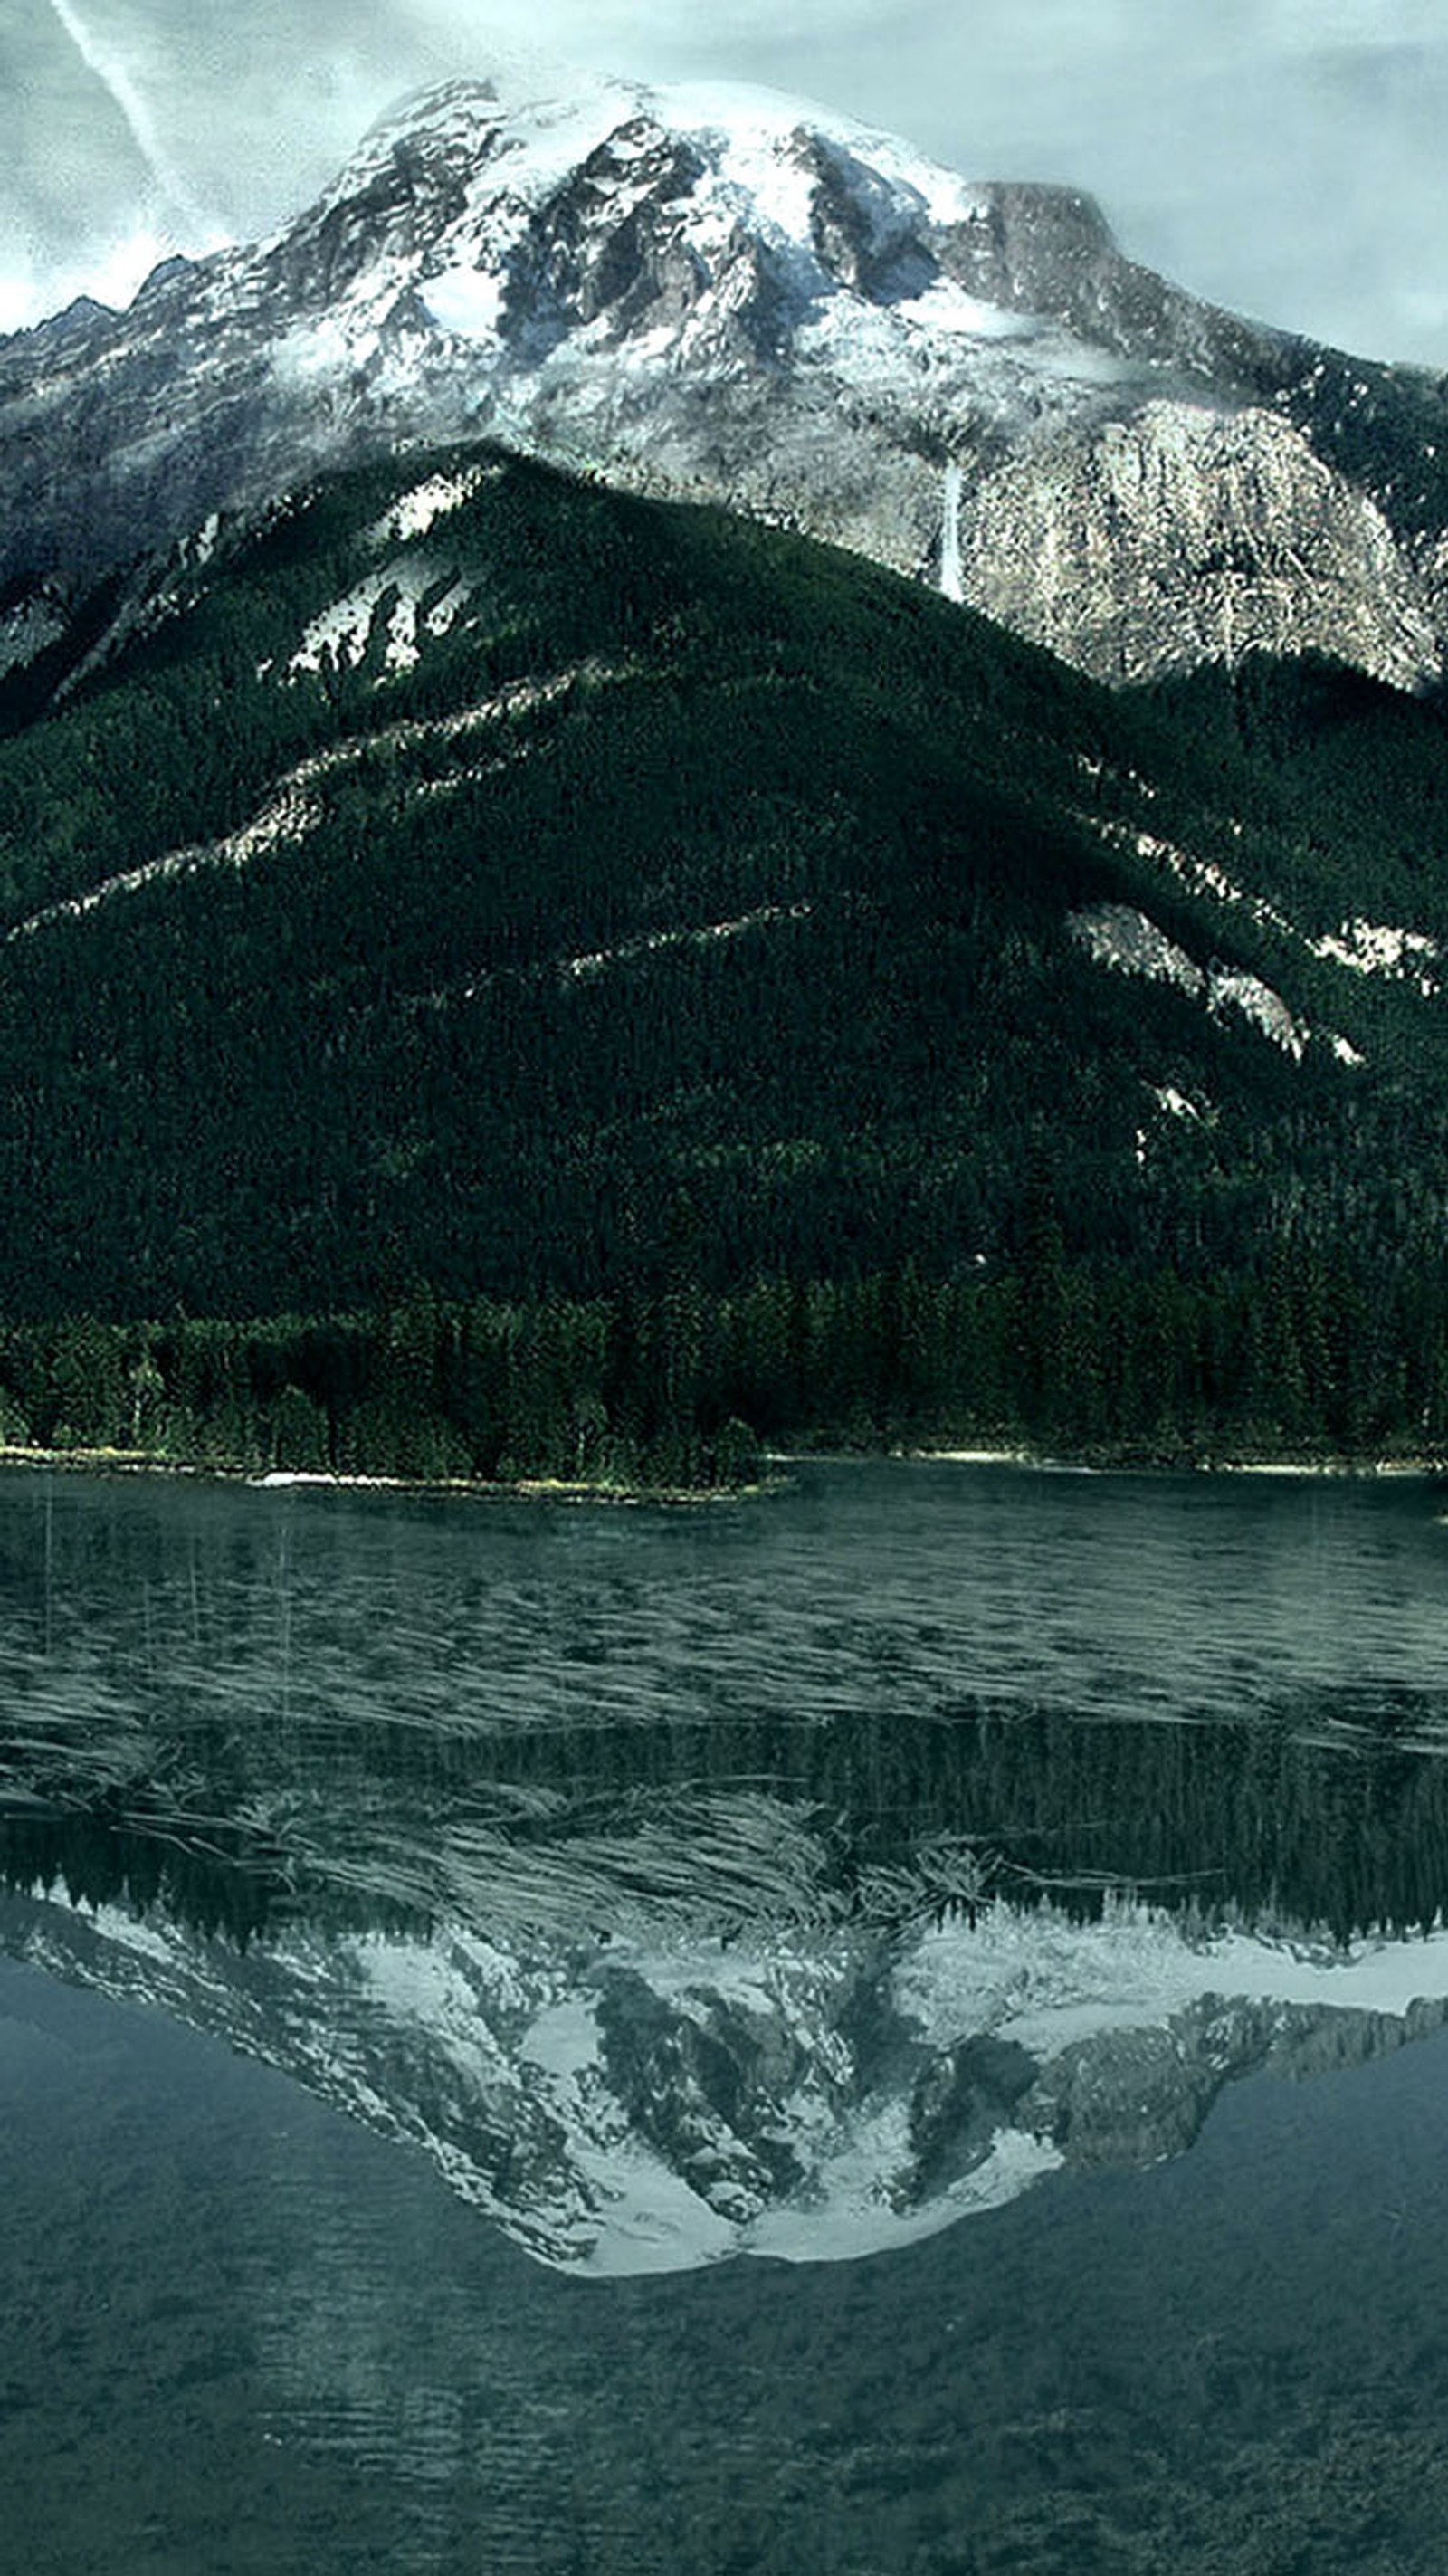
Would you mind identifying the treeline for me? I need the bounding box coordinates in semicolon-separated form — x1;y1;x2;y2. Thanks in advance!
2;1243;1445;1490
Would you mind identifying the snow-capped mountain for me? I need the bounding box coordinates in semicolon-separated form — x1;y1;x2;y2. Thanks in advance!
4;65;1448;692
5;1881;1445;2275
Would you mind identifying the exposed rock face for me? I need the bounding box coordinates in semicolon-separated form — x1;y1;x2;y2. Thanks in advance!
1017;1992;1448;2170
2;66;1446;691
0;587;67;678
959;403;1439;687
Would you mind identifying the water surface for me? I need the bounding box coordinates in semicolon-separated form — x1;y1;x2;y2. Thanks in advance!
4;1459;1448;2567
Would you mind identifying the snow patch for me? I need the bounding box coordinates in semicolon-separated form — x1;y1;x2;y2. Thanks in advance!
899;1898;1448;2058
1072;903;1343;1067
185;511;221;567
367;463;501;545
10;661;627;942
1069;902;1205;997
7;778;322;932
270;312;356;385
898;277;1033;342
705;113;821;248
418;265;507;344
559;901;813;984
745;2126;1064;2264
0;596;66;679
1310;916;1439;993
1209;966;1310;1060
287;560;467;678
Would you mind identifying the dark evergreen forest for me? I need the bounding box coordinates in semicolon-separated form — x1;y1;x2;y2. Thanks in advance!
1;441;1446;1482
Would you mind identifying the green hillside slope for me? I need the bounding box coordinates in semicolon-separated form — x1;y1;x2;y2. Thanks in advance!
0;443;1445;1475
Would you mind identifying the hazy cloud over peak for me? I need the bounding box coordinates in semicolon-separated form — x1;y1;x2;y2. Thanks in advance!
3;0;1445;364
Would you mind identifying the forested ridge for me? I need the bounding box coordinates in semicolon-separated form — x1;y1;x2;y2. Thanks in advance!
2;440;1448;1481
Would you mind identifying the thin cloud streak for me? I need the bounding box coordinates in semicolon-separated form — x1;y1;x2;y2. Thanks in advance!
43;0;217;238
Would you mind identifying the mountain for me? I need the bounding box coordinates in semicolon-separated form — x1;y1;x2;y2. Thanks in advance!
4;67;1448;694
0;442;1443;1472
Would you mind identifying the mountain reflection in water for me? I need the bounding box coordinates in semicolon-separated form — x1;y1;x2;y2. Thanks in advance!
3;1459;1448;2274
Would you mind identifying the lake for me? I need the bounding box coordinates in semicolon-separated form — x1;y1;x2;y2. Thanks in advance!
3;1456;1448;2571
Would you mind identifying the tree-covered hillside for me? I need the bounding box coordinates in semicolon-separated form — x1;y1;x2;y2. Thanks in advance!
0;442;1446;1474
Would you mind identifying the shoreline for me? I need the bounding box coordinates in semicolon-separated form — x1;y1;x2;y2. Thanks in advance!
0;1438;1441;1505
909;1444;1448;1480
0;1444;779;1507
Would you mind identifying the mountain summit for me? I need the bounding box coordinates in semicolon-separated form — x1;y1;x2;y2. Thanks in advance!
4;67;1447;692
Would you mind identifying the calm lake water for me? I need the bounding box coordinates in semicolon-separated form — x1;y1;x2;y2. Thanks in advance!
4;1457;1448;2571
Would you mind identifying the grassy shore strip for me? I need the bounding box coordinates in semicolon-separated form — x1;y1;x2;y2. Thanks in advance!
0;1442;783;1505
0;1436;1442;1503
909;1443;1448;1478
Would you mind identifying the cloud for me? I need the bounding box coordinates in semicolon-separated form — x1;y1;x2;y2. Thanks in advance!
0;223;184;336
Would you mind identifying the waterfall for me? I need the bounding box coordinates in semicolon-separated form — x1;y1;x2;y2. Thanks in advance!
939;462;964;603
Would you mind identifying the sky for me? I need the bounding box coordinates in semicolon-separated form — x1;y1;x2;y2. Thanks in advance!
3;0;1448;366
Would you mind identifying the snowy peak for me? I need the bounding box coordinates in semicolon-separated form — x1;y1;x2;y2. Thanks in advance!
291;70;1008;364
338;66;984;228
277;70;1261;389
